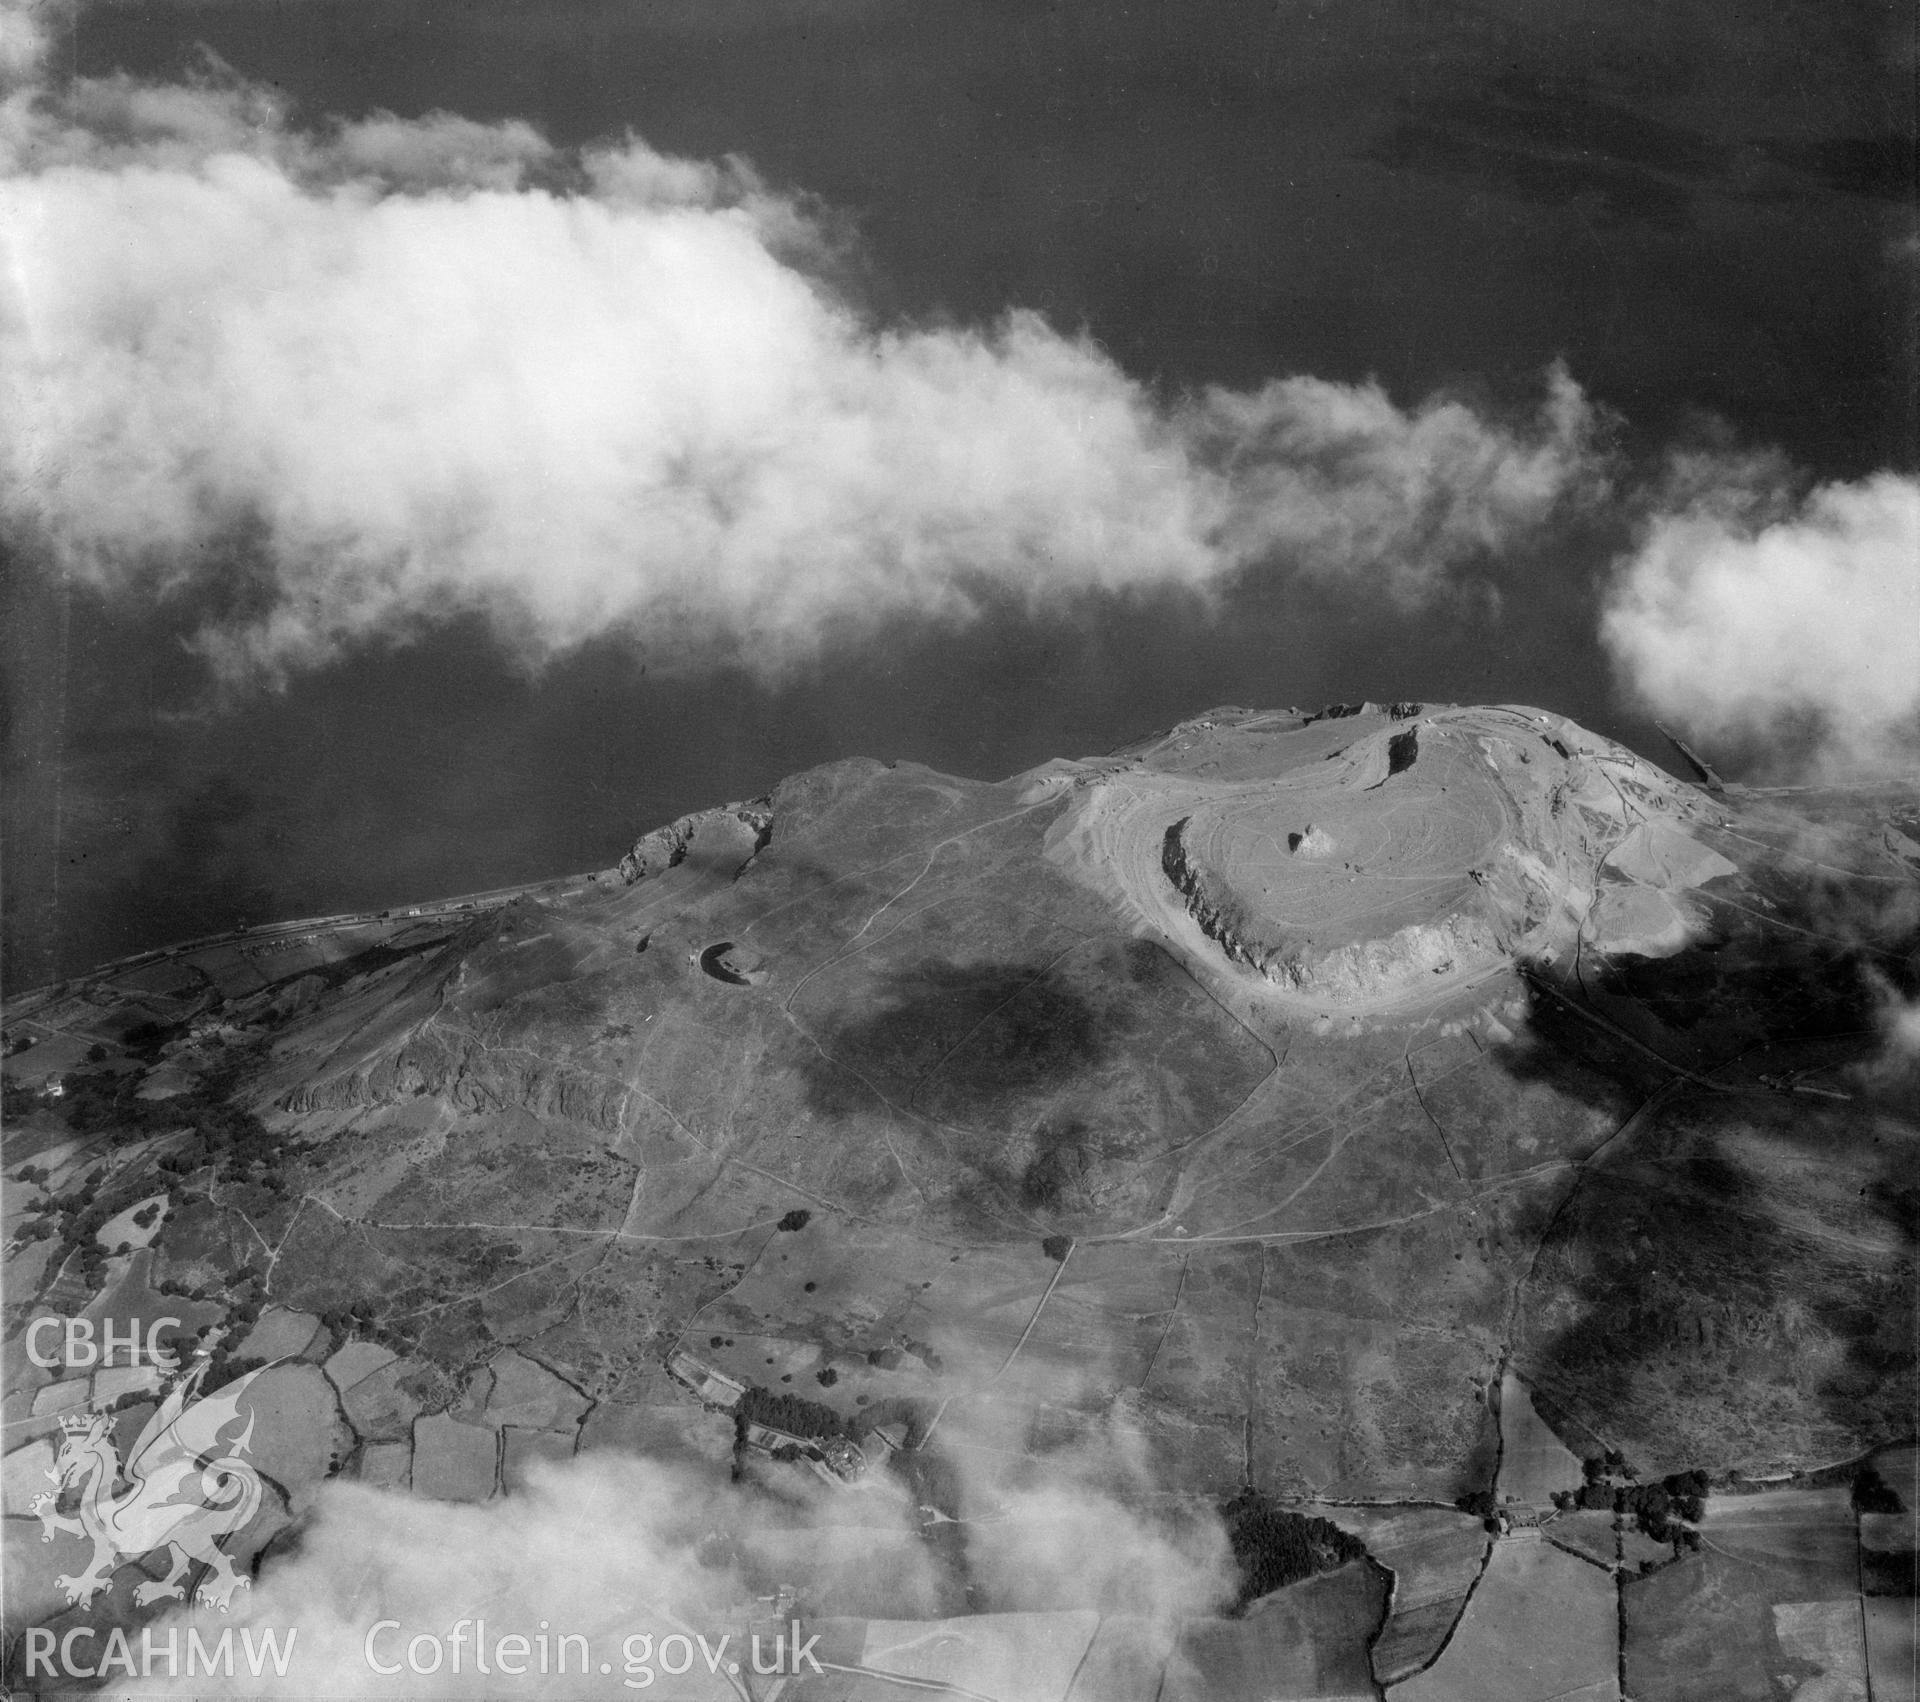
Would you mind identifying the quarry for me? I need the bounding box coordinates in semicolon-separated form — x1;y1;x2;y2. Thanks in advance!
1042;703;1738;1016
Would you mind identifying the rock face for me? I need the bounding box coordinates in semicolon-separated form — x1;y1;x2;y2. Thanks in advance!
1163;806;1503;1001
281;1021;635;1128
1090;703;1739;1010
617;799;773;884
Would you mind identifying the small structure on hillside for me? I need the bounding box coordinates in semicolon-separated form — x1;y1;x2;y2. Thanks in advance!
1497;1498;1545;1533
1654;721;1726;793
668;1350;746;1409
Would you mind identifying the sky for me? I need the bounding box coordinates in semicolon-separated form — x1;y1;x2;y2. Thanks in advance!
2;0;1915;985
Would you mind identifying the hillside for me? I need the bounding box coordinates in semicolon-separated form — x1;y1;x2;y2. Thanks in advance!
5;702;1916;1696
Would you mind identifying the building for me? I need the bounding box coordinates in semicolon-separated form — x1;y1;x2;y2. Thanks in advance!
667;1351;746;1409
817;1436;865;1481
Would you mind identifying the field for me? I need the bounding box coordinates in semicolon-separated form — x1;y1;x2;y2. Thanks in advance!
1315;1503;1489;1684
783;1571;1385;1702
1623;1487;1865;1702
577;1379;737;1470
1161;1561;1386;1701
1388;1536;1618;1702
1865;1598;1917;1702
322;1342;599;1489
480;1347;589;1430
847;1611;1098;1702
1548;1510;1619;1569
239;1362;350;1503
1701;1488;1859;1580
358;1439;412;1489
94;1191;167;1252
1495;1371;1585;1504
237;1304;323;1361
411;1413;499;1501
1059;1618;1183;1702
323;1338;398;1392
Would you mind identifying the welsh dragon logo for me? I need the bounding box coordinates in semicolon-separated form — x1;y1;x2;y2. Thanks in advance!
31;1357;270;1612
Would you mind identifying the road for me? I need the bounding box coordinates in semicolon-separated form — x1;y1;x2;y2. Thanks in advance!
3;868;612;1017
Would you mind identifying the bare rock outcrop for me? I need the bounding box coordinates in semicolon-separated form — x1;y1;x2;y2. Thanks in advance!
283;1028;629;1129
618;798;773;884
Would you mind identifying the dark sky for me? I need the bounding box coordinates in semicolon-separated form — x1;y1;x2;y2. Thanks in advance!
3;0;1913;985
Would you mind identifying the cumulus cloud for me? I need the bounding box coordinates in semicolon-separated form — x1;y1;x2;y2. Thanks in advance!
107;1402;1234;1697
121;1449;940;1697
0;68;1610;681
1601;471;1920;778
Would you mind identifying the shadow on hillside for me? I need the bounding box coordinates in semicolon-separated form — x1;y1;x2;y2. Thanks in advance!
794;955;1114;1124
1495;911;1919;1470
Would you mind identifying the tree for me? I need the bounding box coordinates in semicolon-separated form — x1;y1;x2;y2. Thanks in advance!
1221;1489;1368;1610
738;1383;849;1440
1853;1464;1903;1515
1615;1480;1674;1539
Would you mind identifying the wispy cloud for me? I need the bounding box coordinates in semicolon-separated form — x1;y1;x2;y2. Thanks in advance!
1;62;1609;683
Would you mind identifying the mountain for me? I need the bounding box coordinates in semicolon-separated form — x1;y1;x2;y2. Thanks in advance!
5;702;1916;1698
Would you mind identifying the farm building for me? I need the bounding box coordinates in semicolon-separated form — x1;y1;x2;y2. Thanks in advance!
667;1350;746;1408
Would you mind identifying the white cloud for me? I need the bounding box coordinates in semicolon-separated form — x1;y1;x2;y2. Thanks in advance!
943;1394;1234;1621
127;1449;946;1697
1198;359;1608;609
0;73;1608;681
1601;471;1920;777
0;0;64;85
1878;985;1920;1066
112;1406;1232;1697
